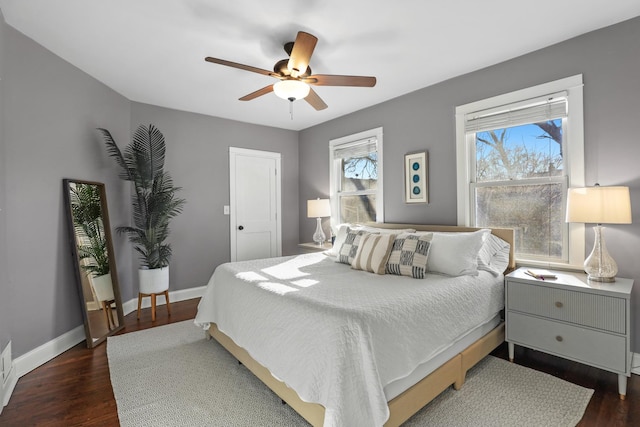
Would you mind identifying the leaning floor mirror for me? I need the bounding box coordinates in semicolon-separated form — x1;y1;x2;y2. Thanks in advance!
63;179;124;347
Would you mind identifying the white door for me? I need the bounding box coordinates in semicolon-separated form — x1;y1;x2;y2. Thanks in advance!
229;147;282;261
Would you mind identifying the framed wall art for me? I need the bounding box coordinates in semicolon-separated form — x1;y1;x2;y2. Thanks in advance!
405;151;428;203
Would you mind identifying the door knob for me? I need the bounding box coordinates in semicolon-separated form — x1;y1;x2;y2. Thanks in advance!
238;225;244;230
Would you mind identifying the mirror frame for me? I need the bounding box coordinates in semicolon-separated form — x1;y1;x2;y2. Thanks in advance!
63;179;124;347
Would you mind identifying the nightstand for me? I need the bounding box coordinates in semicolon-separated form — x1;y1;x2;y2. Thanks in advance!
298;242;333;253
505;267;633;399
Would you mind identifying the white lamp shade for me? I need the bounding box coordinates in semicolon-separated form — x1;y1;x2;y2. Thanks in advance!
307;198;331;218
566;186;632;224
273;80;310;101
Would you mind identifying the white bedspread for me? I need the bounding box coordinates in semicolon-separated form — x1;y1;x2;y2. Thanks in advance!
195;253;504;427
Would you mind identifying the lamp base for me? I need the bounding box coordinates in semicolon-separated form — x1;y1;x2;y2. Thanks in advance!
586;274;616;283
312;217;326;245
584;225;617;283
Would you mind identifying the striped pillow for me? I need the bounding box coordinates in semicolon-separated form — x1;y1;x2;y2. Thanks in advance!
385;233;433;279
351;233;397;274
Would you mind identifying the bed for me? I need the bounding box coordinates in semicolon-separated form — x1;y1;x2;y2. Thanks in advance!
195;223;515;426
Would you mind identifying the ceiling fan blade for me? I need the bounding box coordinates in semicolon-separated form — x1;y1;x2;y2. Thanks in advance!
304;88;328;111
287;32;318;78
205;57;277;77
306;74;377;87
239;85;274;101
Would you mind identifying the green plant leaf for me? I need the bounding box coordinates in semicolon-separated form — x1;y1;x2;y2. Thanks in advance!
99;124;185;269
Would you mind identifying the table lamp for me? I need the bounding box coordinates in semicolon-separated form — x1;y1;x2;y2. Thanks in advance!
307;198;331;245
566;184;632;282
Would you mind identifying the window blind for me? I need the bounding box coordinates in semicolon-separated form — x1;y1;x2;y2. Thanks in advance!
332;137;377;159
465;92;567;133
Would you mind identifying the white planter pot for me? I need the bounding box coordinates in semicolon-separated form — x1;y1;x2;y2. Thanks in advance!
91;273;114;302
138;266;169;294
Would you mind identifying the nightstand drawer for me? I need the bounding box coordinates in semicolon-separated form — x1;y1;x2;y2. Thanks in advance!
507;312;627;373
507;281;626;333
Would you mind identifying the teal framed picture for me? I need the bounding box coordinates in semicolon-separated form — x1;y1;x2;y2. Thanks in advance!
405;151;428;203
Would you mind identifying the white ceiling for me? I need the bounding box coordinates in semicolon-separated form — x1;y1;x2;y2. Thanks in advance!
1;1;639;131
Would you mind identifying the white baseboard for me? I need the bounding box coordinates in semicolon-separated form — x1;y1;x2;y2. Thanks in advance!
1;367;17;413
2;285;205;410
14;325;86;379
1;341;17;413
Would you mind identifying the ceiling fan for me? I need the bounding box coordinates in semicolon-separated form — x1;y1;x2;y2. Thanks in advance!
205;31;376;111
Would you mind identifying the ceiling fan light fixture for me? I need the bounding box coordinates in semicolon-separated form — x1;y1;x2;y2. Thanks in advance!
273;80;310;101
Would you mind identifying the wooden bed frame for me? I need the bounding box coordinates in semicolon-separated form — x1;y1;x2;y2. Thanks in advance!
206;224;515;426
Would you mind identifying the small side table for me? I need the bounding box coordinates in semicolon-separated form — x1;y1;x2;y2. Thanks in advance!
505;267;633;399
137;290;171;322
298;242;333;253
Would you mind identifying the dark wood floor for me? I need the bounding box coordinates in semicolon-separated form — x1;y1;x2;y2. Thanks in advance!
1;299;638;426
0;298;198;426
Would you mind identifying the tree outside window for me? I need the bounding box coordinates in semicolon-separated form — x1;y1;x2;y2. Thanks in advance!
339;154;378;223
330;128;384;228
474;119;566;260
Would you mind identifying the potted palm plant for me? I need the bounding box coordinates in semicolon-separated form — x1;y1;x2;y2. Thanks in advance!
69;182;113;301
98;124;185;294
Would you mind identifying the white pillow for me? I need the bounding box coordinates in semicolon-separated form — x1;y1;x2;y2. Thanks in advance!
426;229;490;276
357;225;416;235
477;234;511;276
351;233;397;274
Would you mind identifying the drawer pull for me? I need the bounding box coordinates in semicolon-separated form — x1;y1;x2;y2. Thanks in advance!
556;335;563;342
555;301;563;308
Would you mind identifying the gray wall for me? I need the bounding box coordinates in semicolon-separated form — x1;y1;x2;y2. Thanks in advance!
299;16;640;349
128;103;299;299
1;23;132;358
0;15;299;359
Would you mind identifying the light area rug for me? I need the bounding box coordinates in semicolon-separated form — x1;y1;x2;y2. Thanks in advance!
107;320;594;427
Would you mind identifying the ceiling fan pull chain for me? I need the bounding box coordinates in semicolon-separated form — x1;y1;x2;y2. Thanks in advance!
289;98;294;120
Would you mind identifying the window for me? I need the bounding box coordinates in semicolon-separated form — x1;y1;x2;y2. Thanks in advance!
455;75;585;268
330;127;383;227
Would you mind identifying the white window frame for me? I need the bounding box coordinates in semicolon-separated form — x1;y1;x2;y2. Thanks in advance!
329;127;384;229
455;75;585;269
